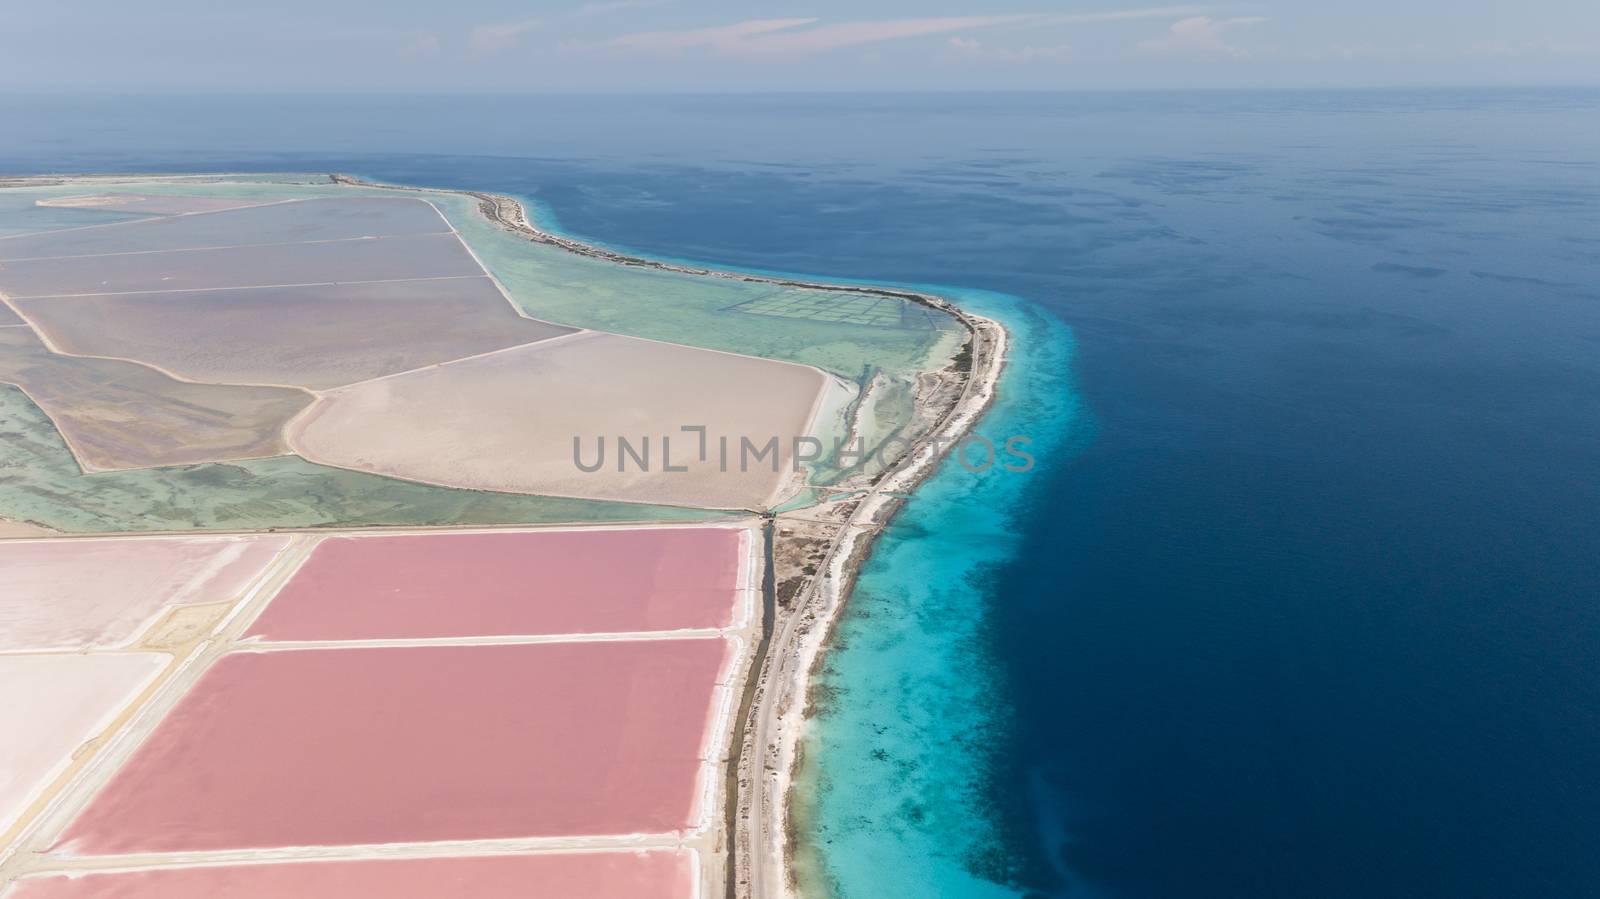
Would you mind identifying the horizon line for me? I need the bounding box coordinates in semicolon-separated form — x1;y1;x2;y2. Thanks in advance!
3;82;1598;97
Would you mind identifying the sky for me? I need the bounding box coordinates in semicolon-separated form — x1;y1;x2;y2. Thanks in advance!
3;0;1598;92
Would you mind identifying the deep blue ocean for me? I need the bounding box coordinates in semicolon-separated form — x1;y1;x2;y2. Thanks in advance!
4;89;1599;898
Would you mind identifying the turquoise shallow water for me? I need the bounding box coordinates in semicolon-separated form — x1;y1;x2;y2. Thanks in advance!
795;288;1087;898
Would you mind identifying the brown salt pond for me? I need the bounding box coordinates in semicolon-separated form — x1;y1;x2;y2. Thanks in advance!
0;328;309;471
0;234;482;298
54;640;732;854
0;197;451;260
9;850;694;899
0;535;288;651
17;279;574;390
248;527;746;641
33;195;277;216
287;331;832;509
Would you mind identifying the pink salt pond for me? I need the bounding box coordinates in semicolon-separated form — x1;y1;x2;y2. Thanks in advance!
247;527;745;641
55;640;731;854
10;851;694;899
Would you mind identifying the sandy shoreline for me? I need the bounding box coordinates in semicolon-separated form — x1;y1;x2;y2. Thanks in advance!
1;172;1009;899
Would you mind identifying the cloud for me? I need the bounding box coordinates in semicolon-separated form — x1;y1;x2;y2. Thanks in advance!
469;19;541;55
595;18;818;54
1138;16;1265;58
401;32;441;58
740;16;1049;56
1048;6;1208;26
948;36;1071;62
574;0;671;17
592;8;1207;57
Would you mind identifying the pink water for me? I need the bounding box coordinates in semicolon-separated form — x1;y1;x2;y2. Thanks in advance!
247;528;743;641
56;640;729;854
11;850;693;899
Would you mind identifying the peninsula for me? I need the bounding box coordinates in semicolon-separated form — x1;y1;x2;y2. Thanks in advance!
0;173;1005;899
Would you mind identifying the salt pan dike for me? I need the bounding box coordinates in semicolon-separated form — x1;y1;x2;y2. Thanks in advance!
7;851;696;899
2;524;755;899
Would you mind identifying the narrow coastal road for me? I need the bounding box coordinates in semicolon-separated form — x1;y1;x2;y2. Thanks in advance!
744;508;863;899
740;312;1007;899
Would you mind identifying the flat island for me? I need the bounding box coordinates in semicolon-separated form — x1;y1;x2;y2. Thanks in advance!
0;173;1005;899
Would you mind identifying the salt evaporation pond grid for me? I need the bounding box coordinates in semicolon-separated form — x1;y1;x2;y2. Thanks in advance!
0;535;289;651
53;639;733;854
246;526;748;641
8;850;694;899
